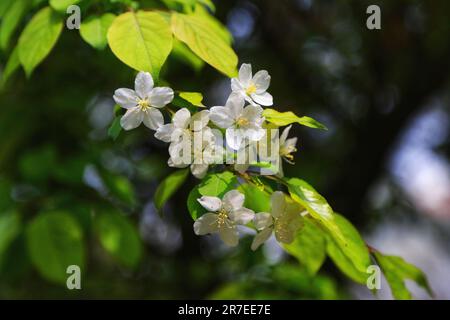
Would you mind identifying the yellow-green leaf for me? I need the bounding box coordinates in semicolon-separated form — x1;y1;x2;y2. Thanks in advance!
263;109;328;130
179;91;205;107
18;6;63;77
1;46;21;87
374;252;432;300
171;12;237;77
107;11;173;78
49;0;80;12
0;0;29;50
80;13;116;50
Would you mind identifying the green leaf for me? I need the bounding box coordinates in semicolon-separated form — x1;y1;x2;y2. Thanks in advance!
49;0;80;12
95;211;142;269
0;0;14;19
80;13;116;50
0;211;21;266
0;0;29;50
171;12;238;77
187;184;204;220
197;171;237;197
326;236;368;284
179;91;204;107
263;109;328;130
282;219;326;275
374;252;432;300
26;211;85;284
286;177;344;244
172;39;205;71
107;11;173;78
237;183;271;213
1;46;21;87
193;4;231;44
18;6;63;77
154;168;189;210
107;116;122;140
325;214;371;284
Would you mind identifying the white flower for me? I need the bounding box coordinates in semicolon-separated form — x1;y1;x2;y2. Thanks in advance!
231;63;273;106
258;125;298;177
251;191;303;251
165;111;217;179
155;108;210;143
113;71;174;131
194;190;255;246
210;93;265;150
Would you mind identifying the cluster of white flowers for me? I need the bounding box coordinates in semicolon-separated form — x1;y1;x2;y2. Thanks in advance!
113;64;298;178
113;64;304;249
194;189;304;249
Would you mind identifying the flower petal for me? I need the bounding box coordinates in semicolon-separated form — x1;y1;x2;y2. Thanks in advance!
210;106;234;128
222;189;245;212
251;227;273;251
173;108;191;129
154;123;174;142
231;77;244;92
191;163;209;179
134;71;154;98
226;128;245;150
168;157;189;168
238;63;252;86
190;110;210;131
226;93;245;119
234;163;249;174
280;125;292;145
193;213;219;235
218;224;239;246
271;191;286;218
120;107;143;130
149;87;174;108
252;70;271;93
254;212;273;230
242;104;263;123
251;92;273;106
142;107;164;130
113;88;138;109
197;196;222;212
284;137;298;149
229;207;254;225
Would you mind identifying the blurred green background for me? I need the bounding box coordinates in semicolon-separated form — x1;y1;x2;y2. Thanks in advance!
1;0;450;299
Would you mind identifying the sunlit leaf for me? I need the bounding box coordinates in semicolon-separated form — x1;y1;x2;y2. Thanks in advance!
171;12;237;77
18;6;63;77
107;11;173;78
263;109;327;130
154;168;189;210
374;252;432;300
238;183;271;213
179;91;205;107
1;46;21;87
286;177;343;243
95;211;142;269
0;0;29;50
187;184;204;220
197;171;237;197
49;0;80;12
80;13;116;50
26;211;85;284
172;39;205;71
282;219;326;275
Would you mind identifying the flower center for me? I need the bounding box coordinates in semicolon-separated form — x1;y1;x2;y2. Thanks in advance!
236;117;249;127
137;98;150;111
217;209;229;228
245;83;257;95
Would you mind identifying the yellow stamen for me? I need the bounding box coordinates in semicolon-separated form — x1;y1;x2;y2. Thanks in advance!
137;99;150;111
217;209;228;228
236;117;249;127
245;83;257;95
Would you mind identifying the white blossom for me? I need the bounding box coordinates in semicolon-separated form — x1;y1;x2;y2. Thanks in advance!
231;63;273;106
154;107;217;179
251;191;303;250
113;71;174;131
194;190;255;246
210;93;265;150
